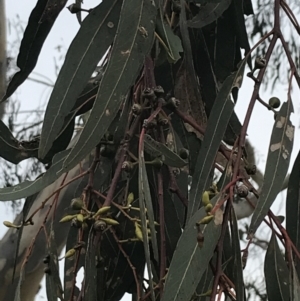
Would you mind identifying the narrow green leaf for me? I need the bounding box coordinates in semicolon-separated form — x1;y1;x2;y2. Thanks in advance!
144;134;187;168
161;195;221;301
187;58;247;221
62;0;157;171
46;230;63;301
230;208;245;301
0;149;70;201
39;0;122;158
232;0;251;65
187;0;232;29
286;150;300;255
264;233;290;301
290;259;300;300
0;120;38;164
1;0;67;101
155;10;183;63
84;228;97;301
249;100;294;235
138;146;158;301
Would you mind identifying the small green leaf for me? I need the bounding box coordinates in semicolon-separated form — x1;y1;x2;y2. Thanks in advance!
62;0;157;171
39;0;122;158
2;0;67;101
144;134;187;168
249;100;294;235
155;11;183;63
161;195;221;301
264;233;290;301
187;0;232;29
187;58;247;221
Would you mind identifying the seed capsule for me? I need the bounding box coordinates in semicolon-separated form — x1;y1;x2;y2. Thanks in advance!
43;254;50;264
268;97;281;109
179;148;189;160
141;88;155;101
154;86;164;97
43;267;51;274
94;220;107;232
255;56;266;69
122;161;134;172
132;103;142;115
70;198;84;210
237;185;249;198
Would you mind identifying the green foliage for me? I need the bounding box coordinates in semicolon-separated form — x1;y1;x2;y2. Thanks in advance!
1;0;300;301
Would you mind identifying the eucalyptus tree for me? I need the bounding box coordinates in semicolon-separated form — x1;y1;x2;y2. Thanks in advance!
0;1;300;301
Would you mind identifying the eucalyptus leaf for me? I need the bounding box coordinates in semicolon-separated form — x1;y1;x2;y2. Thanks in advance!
187;58;247;221
84;229;97;301
231;208;245;301
264;233;290;301
0;149;70;201
249;100;294;235
161;195;221;301
187;0;232;29
1;0;67;101
155;11;183;63
0;120;38;164
62;0;157;171
138;146;157;301
144;134;187;168
39;0;122;158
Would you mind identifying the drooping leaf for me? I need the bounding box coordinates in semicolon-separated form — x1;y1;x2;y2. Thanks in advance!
161;167;183;264
286;150;300;277
1;0;67;101
39;0;122;158
232;0;251;62
230;208;245;301
161;195;221;301
62;0;157;171
187;0;232;29
249;100;294;235
264;233;290;301
155;10;183;63
138;144;158;301
144;134;187;168
0;149;70;201
45;230;63;301
187;58;247;221
0;120;38;163
84;229;97;301
290;259;300;300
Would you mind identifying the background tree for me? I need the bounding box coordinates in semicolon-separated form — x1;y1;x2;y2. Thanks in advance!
0;0;300;301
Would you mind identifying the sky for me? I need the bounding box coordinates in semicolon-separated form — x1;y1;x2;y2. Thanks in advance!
1;0;300;300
